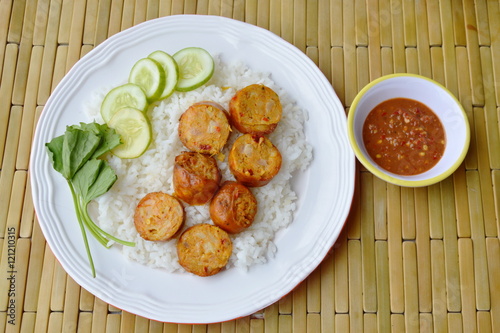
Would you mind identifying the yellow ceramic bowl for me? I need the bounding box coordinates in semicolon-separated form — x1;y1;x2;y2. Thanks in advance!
347;73;470;187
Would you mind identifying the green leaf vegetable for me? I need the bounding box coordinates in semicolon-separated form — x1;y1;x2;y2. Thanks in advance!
46;122;135;277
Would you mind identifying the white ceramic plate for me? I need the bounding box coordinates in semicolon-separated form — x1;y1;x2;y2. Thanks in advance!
30;15;355;324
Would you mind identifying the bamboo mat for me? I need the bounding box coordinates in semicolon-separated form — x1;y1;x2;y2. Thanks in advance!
1;0;499;332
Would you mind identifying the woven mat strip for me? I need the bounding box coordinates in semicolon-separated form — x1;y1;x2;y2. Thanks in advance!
1;0;500;331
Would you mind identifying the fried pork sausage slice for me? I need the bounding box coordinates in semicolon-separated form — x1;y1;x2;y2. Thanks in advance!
229;84;282;135
210;181;257;234
228;134;282;187
173;151;221;205
178;102;231;155
177;224;233;277
134;192;184;241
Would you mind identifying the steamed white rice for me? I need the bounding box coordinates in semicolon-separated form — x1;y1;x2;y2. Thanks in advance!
86;56;313;273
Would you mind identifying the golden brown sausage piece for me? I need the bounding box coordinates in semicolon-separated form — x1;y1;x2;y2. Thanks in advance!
229;84;282;135
178;102;231;155
210;181;258;234
173;151;221;205
134;192;184;241
228;134;282;187
177;224;233;277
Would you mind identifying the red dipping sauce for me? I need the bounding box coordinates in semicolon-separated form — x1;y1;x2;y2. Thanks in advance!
362;98;446;176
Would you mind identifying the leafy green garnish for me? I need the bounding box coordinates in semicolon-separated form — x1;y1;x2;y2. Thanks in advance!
46;122;135;277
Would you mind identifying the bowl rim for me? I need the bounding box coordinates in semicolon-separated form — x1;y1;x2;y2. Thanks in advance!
347;73;470;187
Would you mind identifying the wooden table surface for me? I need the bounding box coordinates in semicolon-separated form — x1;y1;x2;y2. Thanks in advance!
1;0;500;332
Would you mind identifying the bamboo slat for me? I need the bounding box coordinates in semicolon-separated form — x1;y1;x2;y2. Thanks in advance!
342;0;356;106
1;1;500;331
146;0;159;20
57;0;73;44
319;253;334;331
431;240;448;332
196;0;208;16
466;170;491;311
0;105;22;236
306;264;321;313
276;295;290;317
375;241;391;332
232;0;245;22
33;0;50;46
0;0;13;82
77;312;92;333
94;0;112;45
372;176;387;240
61;276;81;333
36;0;62;105
346;173;360;240
46;313;63;333
19;312;35;333
335;313;349;331
292;0;305;52
414;187;432;313
380;46;393;75
387;184;404;313
447;313;462;333
50;261;67;312
439;0;458;97
402;241;418;332
7;0;25;44
11;0;37;106
402;0;416;47
347;240;363;332
330;47;345;109
462;0;484;107
79;287;94;312
0;44;17;166
121;0;136;31
158;0;171;17
426;0;441;46
334;234;348;314
354;0;367;47
82;0;99;45
415;0;431;77
458;238;478;333
400;186;415;240
472;106;497;237
405;47;418;75
268;0;279;36
66;0;86;72
360;173;377;313
33;246;56;333
256;0;269;29
291;278;306;332
480;47;500;170
23;216;45;312
486;238;500;332
494;170;500;236
440;177;462;312
377;0;390;47
452;0;466;46
390;0;406;73
16;46;43;171
9;238;30;333
263;302;278;332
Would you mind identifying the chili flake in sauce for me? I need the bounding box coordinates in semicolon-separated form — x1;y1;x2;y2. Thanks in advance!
362;98;446;175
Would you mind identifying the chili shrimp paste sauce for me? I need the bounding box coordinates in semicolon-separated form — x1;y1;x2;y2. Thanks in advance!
362;98;446;176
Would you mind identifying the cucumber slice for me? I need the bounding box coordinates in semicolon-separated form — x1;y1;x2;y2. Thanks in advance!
148;50;179;100
100;83;148;123
108;107;152;159
129;58;166;102
173;47;214;92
